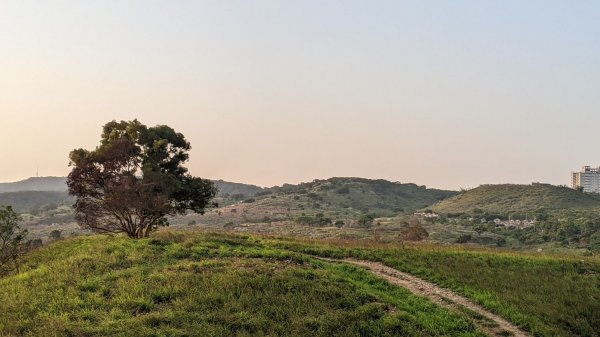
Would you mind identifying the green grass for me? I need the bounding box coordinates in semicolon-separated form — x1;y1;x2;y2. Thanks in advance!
2;230;598;336
0;232;482;337
272;238;600;337
430;183;600;216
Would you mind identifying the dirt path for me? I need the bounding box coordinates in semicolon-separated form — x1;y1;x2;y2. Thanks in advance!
322;258;529;337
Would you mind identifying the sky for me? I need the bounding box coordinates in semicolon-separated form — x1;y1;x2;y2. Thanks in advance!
1;1;599;190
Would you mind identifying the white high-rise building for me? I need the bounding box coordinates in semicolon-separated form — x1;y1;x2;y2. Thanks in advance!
572;166;600;193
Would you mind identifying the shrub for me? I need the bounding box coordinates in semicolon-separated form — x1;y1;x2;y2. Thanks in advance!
357;213;375;227
0;206;27;274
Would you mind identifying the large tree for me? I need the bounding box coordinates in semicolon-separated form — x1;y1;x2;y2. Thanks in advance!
67;120;216;238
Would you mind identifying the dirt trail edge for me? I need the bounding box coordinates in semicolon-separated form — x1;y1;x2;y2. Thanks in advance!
321;258;529;337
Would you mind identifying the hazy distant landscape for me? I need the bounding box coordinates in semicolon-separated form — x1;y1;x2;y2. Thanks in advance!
2;1;599;336
6;176;600;255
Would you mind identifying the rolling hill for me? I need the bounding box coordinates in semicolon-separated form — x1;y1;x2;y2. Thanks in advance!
1;231;597;336
0;177;67;193
430;183;600;216
261;177;456;215
212;180;264;199
0;232;484;337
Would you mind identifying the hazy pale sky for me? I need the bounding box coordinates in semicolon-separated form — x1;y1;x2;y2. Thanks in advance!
1;1;599;189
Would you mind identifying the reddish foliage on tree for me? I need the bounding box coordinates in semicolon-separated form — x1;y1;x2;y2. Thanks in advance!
67;120;216;238
401;218;429;241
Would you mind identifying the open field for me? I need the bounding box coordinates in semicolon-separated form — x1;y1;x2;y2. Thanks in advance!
273;237;600;337
0;232;482;337
1;230;598;337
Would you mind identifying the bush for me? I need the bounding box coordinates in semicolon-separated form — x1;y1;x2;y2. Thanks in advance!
49;230;62;241
456;234;472;243
0;206;27;274
295;214;332;227
357;214;375;227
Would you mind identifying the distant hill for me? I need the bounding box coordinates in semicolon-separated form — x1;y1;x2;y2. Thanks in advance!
0;177;264;213
0;191;73;213
0;177;67;193
260;177;456;215
0;177;263;197
0;176;455;217
430;183;600;216
212;180;264;198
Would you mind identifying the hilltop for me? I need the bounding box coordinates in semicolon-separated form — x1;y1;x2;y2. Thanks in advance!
183;177;456;233
0;231;598;336
261;177;456;215
0;232;481;337
430;183;600;217
0;177;67;193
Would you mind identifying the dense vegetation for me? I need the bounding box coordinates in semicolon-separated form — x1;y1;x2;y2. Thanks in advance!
67;120;216;238
428;184;600;250
0;232;482;337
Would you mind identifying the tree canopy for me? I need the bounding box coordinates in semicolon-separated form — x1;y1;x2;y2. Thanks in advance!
67;120;216;238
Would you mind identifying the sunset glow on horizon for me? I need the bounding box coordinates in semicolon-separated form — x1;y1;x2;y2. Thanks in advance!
1;1;599;189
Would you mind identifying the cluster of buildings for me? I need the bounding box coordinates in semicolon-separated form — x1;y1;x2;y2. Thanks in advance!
492;218;536;229
413;212;440;219
572;166;600;193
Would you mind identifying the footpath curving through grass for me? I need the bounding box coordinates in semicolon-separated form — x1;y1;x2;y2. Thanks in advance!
271;238;600;337
0;232;483;337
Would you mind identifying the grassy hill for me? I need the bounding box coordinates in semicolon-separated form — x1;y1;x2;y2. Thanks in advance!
0;232;482;337
178;178;456;237
262;177;456;215
1;231;597;336
430;183;600;217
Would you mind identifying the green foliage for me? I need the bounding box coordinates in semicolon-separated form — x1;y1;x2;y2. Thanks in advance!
67;120;216;238
0;206;27;275
590;232;600;253
431;184;600;248
357;213;376;227
0;233;483;336
456;234;472;243
296;213;333;227
49;230;62;241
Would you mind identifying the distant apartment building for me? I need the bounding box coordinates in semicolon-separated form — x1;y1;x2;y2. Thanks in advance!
572;166;600;193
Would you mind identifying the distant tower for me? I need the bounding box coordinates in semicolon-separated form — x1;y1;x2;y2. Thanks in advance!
36;166;39;177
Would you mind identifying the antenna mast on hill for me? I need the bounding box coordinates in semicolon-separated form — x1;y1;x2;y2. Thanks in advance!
36;166;39;177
